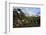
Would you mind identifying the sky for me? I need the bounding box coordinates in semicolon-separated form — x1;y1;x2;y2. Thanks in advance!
14;7;40;16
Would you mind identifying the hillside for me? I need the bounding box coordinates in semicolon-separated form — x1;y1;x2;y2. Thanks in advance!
13;8;40;28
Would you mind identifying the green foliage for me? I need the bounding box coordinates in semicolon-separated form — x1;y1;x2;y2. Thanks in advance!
13;8;40;28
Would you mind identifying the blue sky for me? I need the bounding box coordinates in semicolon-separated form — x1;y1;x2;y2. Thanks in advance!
14;7;40;16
